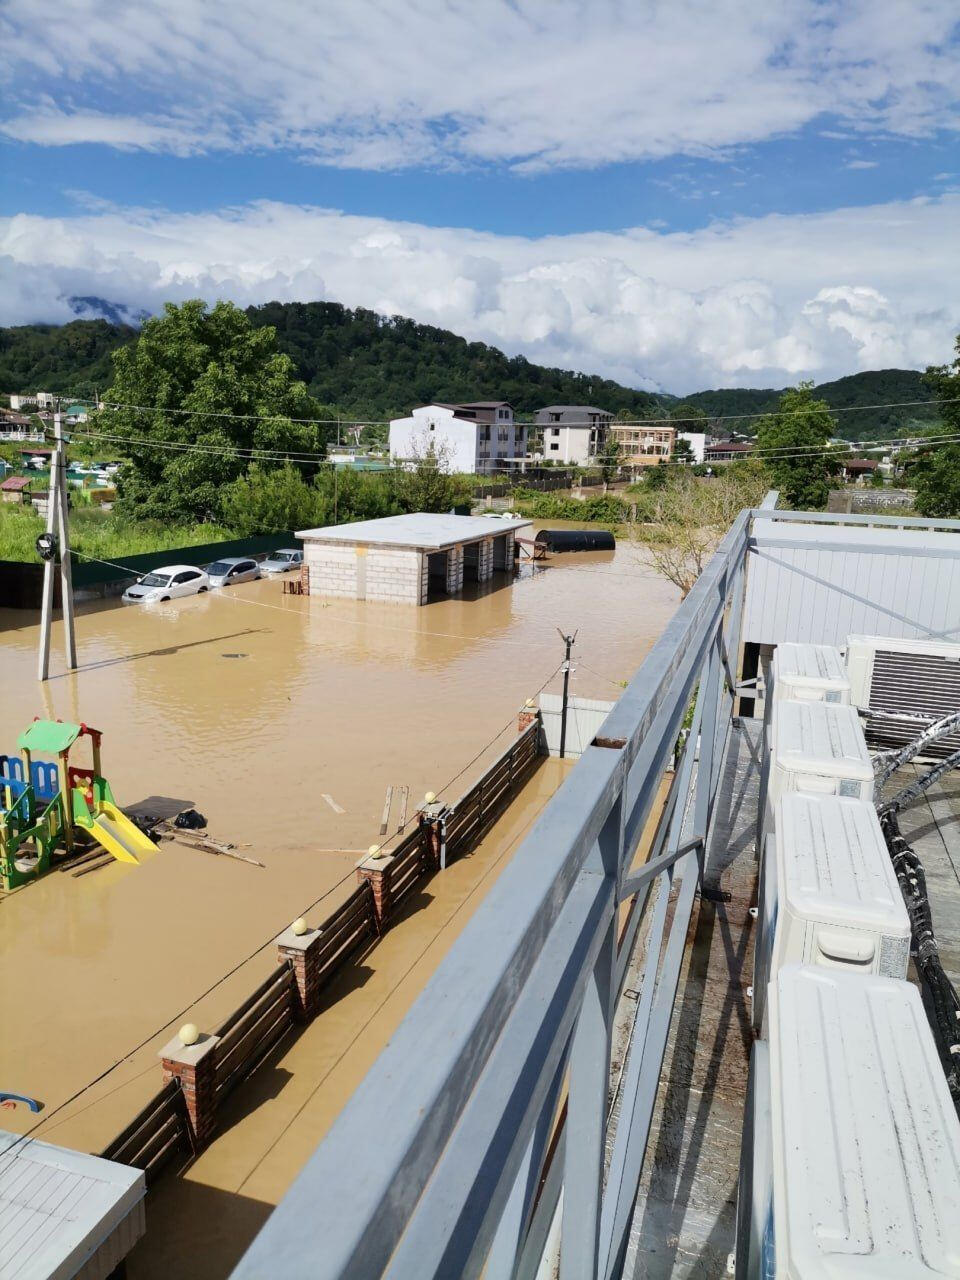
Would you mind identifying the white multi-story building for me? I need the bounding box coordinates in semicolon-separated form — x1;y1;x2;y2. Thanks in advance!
534;406;613;465
389;402;527;475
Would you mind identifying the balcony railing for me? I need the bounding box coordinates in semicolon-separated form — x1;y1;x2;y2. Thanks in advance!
232;498;769;1280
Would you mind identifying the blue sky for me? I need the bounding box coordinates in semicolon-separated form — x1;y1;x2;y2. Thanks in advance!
1;0;959;391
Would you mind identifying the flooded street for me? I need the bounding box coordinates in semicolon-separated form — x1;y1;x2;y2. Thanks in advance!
0;526;680;1156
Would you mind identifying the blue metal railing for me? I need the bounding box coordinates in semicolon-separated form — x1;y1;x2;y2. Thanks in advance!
233;504;757;1280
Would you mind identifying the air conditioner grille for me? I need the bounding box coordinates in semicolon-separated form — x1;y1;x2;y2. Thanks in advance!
865;649;960;757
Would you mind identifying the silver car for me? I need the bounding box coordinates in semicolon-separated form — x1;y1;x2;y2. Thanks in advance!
260;548;304;575
206;556;261;588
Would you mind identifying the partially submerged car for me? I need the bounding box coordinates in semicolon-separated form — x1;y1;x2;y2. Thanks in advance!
260;548;303;575
121;565;209;605
206;557;261;588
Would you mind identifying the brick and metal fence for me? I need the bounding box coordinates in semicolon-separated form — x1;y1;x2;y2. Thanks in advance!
97;717;541;1183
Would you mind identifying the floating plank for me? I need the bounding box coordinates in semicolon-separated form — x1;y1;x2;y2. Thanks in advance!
322;793;346;815
397;785;409;833
379;785;394;836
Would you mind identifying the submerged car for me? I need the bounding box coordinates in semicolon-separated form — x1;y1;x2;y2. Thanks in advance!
260;548;303;575
206;556;261;588
121;564;209;605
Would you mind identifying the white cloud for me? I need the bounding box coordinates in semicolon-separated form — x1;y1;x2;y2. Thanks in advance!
1;0;958;170
845;159;880;169
1;195;957;392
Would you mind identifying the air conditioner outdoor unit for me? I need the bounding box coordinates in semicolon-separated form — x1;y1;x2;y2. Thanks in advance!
757;700;873;854
755;966;960;1279
766;642;850;707
847;634;960;758
751;793;910;1033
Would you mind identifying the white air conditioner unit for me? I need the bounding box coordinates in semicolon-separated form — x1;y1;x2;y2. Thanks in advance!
847;634;960;758
762;966;960;1278
751;793;910;1033
757;700;873;854
767;642;850;706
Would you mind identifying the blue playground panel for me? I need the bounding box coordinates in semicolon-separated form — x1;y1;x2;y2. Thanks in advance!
0;755;59;805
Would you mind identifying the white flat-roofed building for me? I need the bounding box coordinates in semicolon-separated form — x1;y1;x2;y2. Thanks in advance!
0;1130;146;1279
389;402;526;475
297;512;533;604
534;405;613;465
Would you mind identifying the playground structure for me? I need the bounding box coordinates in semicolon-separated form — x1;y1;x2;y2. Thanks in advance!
0;719;157;890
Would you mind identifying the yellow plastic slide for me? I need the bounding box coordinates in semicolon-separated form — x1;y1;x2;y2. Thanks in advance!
88;802;158;865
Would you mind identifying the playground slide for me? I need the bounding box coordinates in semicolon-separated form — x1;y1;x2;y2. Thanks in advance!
88;803;158;865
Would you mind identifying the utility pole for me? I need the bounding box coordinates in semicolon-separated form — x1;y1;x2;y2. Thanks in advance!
37;405;76;681
557;628;578;759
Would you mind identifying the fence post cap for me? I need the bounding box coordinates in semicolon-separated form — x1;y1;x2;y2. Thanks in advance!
277;921;320;950
424;791;437;804
179;1022;200;1046
524;699;536;708
291;916;308;936
159;1030;219;1067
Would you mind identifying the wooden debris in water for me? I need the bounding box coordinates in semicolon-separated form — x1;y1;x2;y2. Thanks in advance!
379;785;394;836
397;785;409;833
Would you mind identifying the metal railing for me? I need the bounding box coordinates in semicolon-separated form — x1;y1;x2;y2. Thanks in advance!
232;502;758;1280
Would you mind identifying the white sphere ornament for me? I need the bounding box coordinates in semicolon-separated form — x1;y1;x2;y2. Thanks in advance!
179;1023;200;1047
424;791;437;804
291;917;308;936
368;843;383;860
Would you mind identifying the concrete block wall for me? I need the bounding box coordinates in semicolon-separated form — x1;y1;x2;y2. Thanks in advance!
364;548;423;604
445;545;464;594
477;537;494;582
305;544;359;598
492;532;515;570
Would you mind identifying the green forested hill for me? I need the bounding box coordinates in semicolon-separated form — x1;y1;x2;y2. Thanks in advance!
0;319;136;399
684;368;941;438
245;301;661;418
0;302;662;419
0;302;944;438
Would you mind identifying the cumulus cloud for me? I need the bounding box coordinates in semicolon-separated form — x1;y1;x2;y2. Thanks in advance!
1;195;957;391
1;0;958;170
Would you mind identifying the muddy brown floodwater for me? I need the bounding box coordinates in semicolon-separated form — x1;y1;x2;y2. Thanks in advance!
0;525;679;1182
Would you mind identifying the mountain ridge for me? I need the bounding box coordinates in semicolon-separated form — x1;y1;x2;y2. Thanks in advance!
0;300;943;440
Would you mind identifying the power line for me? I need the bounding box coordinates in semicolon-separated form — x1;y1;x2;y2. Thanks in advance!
61;393;960;430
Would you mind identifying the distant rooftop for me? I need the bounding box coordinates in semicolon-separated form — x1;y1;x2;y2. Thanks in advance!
536;405;612;415
297;512;531;550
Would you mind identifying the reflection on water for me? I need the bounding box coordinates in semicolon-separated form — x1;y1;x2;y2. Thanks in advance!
0;525;679;1140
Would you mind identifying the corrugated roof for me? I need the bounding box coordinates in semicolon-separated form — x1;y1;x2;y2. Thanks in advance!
1;476;31;491
297;512;531;549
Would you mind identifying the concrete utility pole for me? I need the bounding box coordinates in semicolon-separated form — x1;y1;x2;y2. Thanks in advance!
557;628;578;759
37;406;77;681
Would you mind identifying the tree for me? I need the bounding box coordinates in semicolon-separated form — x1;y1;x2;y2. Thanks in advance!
754;384;838;510
220;464;321;535
914;338;960;516
631;462;770;597
869;467;885;489
672;437;696;465
314;466;401;525
101;300;330;522
599;432;620;483
668;402;708;430
394;436;471;513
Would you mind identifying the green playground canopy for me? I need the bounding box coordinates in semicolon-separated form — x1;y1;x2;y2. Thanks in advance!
17;720;83;754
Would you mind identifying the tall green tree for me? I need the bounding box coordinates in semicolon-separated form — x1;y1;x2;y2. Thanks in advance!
394;440;471;514
754;384;838;509
913;338;960;517
101;300;330;522
220;464;321;535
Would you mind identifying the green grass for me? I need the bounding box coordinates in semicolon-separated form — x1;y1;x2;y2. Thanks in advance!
0;501;233;564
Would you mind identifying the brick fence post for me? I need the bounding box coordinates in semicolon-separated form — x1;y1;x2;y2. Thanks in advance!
299;558;310;594
159;1030;220;1150
277;923;325;1020
418;801;446;871
356;851;395;931
518;699;538;733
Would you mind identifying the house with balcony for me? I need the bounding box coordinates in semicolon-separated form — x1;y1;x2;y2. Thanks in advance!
389;401;527;474
534;405;613;465
610;421;676;467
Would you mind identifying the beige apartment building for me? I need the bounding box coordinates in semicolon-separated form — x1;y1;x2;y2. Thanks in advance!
610;422;676;466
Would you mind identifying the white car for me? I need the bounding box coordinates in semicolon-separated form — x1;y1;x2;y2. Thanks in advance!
260;548;303;575
122;564;210;605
